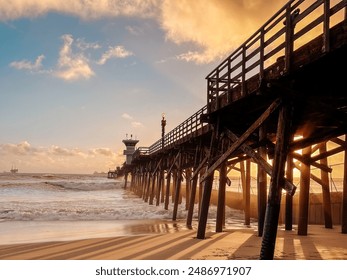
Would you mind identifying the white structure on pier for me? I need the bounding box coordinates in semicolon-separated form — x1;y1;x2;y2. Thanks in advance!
122;134;139;165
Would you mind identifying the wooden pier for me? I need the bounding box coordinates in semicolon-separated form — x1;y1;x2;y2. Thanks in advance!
121;0;347;259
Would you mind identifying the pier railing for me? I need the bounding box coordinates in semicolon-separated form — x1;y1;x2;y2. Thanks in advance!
148;105;208;155
206;0;347;112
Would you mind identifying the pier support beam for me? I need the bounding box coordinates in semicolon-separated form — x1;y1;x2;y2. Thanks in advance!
298;143;311;236
185;168;192;210
319;143;333;228
197;130;218;239
285;153;294;230
149;171;157;205
240;159;251;226
164;171;171;210
156;169;164;206
260;101;293;260
173;154;182;221
187;169;199;227
342;135;347;233
197;172;214;239
257;126;268;236
124;172;129;189
216;162;227;232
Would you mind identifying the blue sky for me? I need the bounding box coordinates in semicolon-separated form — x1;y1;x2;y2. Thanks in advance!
0;0;286;173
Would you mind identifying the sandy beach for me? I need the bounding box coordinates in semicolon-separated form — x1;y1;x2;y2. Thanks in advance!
0;224;346;260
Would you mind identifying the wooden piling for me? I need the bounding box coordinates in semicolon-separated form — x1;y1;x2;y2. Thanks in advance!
197;172;214;239
156;169;164;206
319;142;333;228
164;171;171;210
260;101;293;260
257;126;268;236
124;172;128;189
216;162;227;232
187;170;199;227
298;143;311;236
173;154;182;221
342;135;347;234
149;172;157;205
285;153;294;230
185;168;192;211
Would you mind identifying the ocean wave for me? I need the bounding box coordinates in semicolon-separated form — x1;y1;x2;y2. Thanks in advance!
0;173;256;230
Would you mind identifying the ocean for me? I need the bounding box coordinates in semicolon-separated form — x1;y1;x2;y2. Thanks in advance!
0;173;249;245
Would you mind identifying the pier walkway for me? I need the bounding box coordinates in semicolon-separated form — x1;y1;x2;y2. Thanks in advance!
122;0;347;259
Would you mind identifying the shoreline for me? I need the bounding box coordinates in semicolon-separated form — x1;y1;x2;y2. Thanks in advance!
0;219;193;245
0;223;346;260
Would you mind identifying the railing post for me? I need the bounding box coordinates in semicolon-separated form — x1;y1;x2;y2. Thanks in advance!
207;78;211;114
216;69;220;110
323;0;331;53
227;58;231;104
259;28;265;80
241;46;246;96
284;4;295;74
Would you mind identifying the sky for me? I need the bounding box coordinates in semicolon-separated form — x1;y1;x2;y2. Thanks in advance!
0;0;292;174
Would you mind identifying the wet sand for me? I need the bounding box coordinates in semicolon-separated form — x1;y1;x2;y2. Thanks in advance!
0;224;346;260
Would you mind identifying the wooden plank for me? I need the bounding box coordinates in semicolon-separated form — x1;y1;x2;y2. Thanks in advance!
200;98;281;182
292;152;332;173
191;154;208;179
310;145;346;162
166;152;180;176
152;158;162;176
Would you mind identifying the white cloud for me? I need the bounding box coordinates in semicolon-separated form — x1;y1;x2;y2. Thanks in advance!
0;141;36;155
1;0;289;65
97;46;133;65
121;113;144;128
54;34;95;81
121;113;133;120
50;145;84;157
76;38;101;51
131;121;144;128
9;34;134;81
10;54;45;71
0;141;122;173
90;148;114;157
160;0;288;64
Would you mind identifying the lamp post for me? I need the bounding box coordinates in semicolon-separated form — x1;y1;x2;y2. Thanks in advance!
161;113;166;150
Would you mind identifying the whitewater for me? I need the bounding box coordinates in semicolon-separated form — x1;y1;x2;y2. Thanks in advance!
0;173;249;245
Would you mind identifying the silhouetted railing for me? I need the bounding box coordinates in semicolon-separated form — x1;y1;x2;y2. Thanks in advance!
206;0;346;112
148;105;208;155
